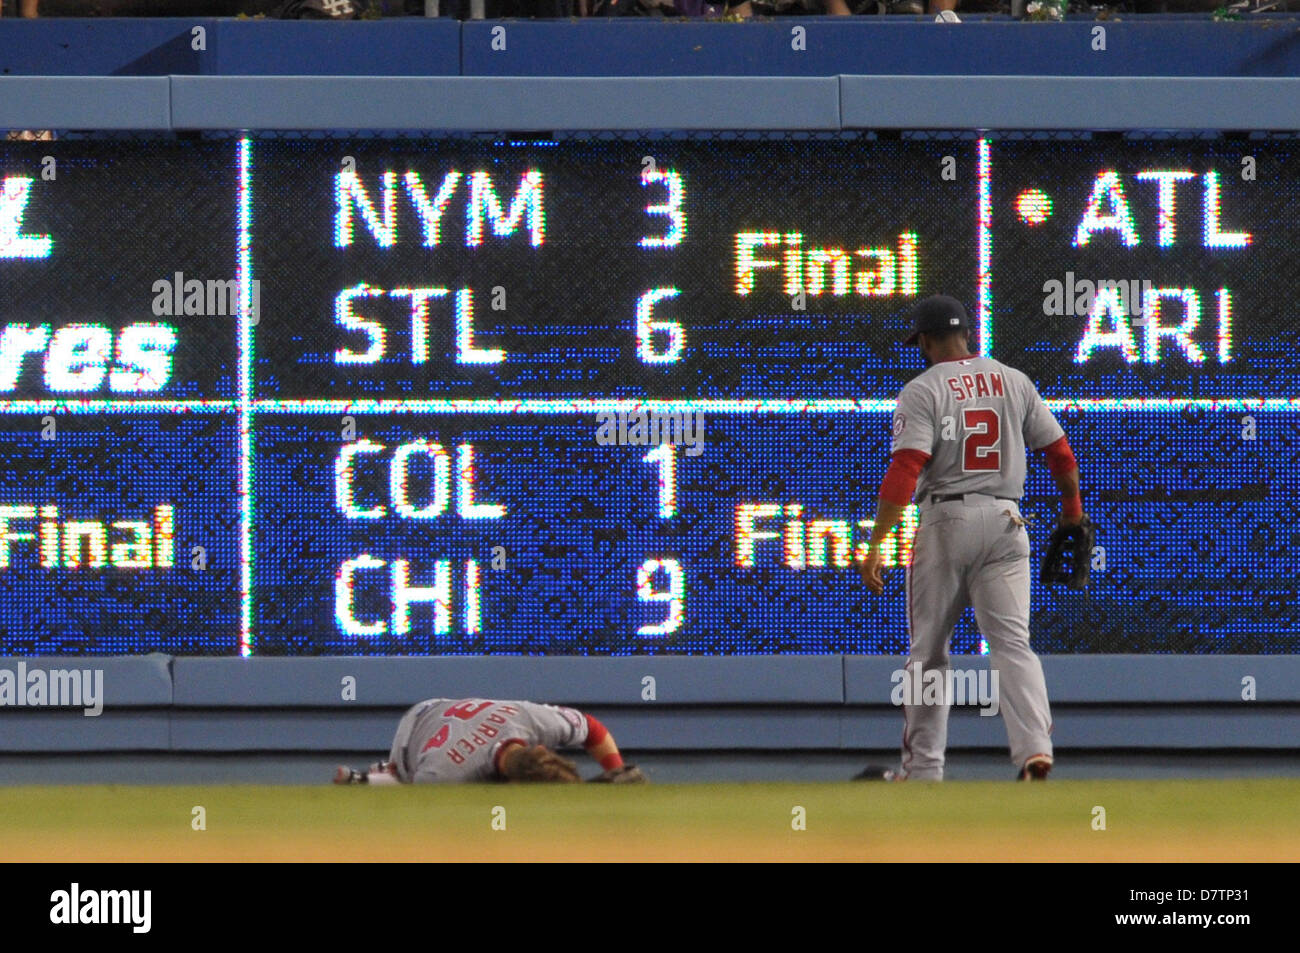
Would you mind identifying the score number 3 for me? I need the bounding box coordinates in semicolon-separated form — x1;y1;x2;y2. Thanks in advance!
639;165;685;248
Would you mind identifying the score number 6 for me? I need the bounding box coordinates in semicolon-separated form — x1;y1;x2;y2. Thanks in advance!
636;288;684;364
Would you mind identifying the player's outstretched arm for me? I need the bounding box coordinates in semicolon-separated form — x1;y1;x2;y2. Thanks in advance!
857;498;908;596
857;449;930;595
1040;435;1085;526
581;714;648;783
582;713;625;770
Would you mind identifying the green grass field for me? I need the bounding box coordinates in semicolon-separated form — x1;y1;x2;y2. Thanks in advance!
2;779;1297;861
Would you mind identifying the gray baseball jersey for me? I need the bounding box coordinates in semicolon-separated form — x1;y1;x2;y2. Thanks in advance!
388;698;590;783
887;355;1064;780
890;356;1064;501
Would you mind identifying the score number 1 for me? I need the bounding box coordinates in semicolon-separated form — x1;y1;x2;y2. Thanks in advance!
636;444;684;637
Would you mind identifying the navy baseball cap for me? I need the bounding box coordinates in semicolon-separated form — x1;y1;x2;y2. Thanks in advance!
903;295;970;345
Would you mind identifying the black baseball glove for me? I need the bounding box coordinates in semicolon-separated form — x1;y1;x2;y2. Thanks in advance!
1040;517;1092;582
589;764;648;784
1039;516;1096;590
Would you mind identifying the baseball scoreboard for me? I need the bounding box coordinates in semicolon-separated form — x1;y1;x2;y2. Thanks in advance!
2;134;1298;655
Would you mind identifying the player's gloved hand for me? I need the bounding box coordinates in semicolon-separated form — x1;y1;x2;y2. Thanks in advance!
1040;515;1095;589
589;764;648;784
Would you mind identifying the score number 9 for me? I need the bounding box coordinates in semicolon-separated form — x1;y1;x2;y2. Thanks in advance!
636;558;684;636
637;163;686;364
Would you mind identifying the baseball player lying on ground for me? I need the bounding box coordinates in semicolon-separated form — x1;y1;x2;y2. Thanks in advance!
334;697;646;784
856;295;1087;783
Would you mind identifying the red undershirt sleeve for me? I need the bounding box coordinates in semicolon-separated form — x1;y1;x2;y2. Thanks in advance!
877;449;932;507
1040;436;1083;520
584;714;623;771
1040;435;1077;478
584;713;609;749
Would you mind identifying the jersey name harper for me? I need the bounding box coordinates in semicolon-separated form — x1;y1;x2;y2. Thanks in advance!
388;697;590;783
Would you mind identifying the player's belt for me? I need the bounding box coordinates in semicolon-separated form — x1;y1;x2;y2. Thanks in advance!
929;493;1020;504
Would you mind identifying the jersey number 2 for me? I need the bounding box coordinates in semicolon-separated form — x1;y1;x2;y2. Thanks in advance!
962;408;1001;472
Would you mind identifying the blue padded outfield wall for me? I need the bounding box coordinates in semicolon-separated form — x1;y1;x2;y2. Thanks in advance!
1;655;1297;754
3;73;1300;129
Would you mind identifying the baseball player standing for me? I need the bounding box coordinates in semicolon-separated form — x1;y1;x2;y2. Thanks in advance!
856;295;1085;781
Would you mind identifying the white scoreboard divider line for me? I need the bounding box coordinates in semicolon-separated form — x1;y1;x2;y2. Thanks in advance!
3;397;1300;413
237;136;256;657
